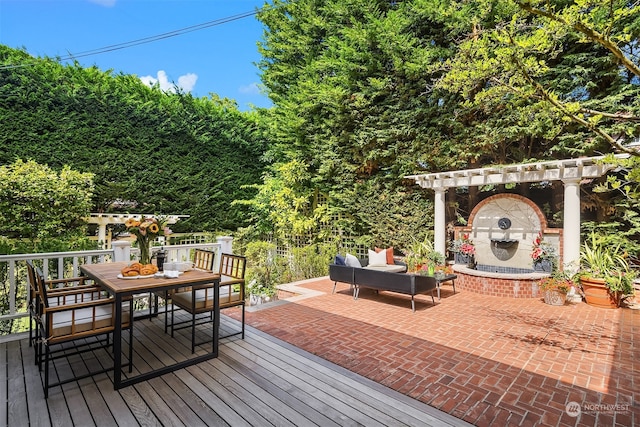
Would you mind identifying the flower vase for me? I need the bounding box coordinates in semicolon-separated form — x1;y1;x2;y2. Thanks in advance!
467;255;476;269
138;240;152;265
454;253;469;265
534;260;552;273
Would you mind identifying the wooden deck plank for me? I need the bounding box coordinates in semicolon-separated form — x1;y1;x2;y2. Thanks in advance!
222;340;386;427
20;340;52;427
209;353;332;427
6;340;28;427
157;373;228;427
195;356;301;427
236;335;413;423
0;337;8;427
2;313;469;427
132;381;186;427
185;364;272;426
239;327;468;427
216;343;349;426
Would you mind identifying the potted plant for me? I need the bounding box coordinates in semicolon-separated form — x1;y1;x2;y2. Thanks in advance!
539;271;574;306
530;232;557;273
403;236;433;272
450;233;475;265
579;232;636;308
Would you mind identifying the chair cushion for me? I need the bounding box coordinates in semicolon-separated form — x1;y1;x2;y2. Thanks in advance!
363;264;407;273
47;301;130;340
172;287;242;311
368;249;388;267
345;253;362;268
334;255;346;266
375;246;394;264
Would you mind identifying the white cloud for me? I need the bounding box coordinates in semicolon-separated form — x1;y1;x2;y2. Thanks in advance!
239;82;261;95
177;73;198;92
88;0;116;7
139;70;198;93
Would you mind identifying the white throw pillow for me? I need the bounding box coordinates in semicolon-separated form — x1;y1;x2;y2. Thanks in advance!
345;253;362;268
368;249;388;267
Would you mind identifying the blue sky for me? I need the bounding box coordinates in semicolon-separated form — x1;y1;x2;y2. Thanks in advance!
0;0;272;111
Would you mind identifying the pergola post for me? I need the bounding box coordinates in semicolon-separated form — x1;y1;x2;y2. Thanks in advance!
434;188;447;256
562;179;581;272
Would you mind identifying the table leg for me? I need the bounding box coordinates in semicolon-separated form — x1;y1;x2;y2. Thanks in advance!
114;293;122;389
213;280;219;355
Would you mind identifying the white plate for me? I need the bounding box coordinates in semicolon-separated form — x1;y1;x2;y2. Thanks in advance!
153;271;184;279
117;274;155;280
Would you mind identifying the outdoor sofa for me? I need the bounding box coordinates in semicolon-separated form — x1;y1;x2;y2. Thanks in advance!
329;255;437;312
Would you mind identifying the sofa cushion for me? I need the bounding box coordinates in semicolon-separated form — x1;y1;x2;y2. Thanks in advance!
363;264;407;273
345;253;362;268
368;249;387;267
334;254;346;266
375;246;394;264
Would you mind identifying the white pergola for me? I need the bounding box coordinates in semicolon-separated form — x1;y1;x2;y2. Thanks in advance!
86;213;189;248
406;155;628;271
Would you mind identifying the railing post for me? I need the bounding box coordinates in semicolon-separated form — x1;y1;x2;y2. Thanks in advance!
112;240;131;263
216;236;233;254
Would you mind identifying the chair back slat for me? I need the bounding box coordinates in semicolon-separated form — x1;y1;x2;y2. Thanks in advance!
193;249;216;271
219;253;246;280
26;260;40;305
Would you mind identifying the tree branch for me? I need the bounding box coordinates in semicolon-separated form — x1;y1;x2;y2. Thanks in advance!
580;108;640;122
517;1;640;79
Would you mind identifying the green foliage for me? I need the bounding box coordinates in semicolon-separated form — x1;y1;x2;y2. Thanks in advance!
0;45;269;232
244;241;278;297
289;243;334;280
439;0;640;156
580;232;635;295
0;159;94;246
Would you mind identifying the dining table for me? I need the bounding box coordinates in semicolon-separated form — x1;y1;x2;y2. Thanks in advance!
80;261;221;390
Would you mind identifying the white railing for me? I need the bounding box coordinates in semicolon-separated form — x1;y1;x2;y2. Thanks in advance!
0;238;231;334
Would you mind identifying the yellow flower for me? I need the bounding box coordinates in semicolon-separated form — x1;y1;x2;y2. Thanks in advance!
148;223;160;233
125;218;139;228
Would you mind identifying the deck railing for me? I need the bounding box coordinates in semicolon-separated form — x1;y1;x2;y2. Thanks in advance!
0;237;231;338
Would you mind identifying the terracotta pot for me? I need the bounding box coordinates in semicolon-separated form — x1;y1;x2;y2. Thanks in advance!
580;276;619;309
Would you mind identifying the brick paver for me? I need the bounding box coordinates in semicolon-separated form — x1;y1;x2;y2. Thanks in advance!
227;278;639;426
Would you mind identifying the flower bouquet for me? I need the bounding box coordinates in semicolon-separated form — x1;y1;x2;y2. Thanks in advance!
531;232;557;272
450;233;475;265
125;216;172;265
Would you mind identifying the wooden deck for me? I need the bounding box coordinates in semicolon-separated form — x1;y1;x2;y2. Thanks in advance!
0;311;470;427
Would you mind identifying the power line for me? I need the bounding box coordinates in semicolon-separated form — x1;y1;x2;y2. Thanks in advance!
62;10;258;61
0;7;263;70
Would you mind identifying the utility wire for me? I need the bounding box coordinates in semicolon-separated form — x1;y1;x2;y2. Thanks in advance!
0;7;265;70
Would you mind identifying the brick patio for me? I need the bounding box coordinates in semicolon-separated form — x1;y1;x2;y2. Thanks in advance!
238;278;639;426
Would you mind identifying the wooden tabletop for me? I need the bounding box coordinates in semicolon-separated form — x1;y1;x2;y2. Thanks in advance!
81;262;220;295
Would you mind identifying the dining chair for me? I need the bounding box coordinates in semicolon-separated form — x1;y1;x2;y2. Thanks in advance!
26;260;104;366
32;265;133;398
170;253;246;353
157;248;217;333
